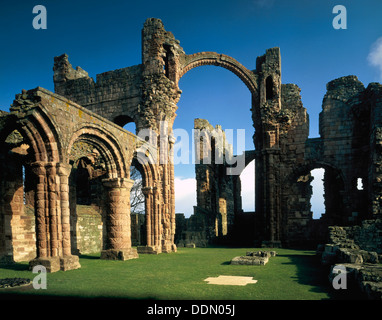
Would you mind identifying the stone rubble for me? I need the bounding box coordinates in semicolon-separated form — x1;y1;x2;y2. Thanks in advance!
231;250;277;266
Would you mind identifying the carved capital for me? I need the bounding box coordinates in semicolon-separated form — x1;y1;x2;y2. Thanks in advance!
30;161;48;176
56;163;71;177
142;186;154;196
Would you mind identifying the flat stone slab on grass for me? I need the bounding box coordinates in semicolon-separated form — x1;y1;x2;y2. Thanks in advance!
231;250;277;266
204;275;258;286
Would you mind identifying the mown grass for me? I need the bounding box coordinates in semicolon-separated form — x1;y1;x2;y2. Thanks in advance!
0;247;335;300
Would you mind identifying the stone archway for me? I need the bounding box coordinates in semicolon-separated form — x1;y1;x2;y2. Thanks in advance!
283;161;346;247
67;124;138;261
179;52;258;97
0;90;81;271
1;87;144;270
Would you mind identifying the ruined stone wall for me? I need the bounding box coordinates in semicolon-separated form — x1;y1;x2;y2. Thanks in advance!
0;153;36;262
131;213;145;246
278;83;310;245
193;119;237;243
278;76;382;248
367;83;382;216
75;206;103;254
327;220;382;254
319;76;368;222
54;54;142;128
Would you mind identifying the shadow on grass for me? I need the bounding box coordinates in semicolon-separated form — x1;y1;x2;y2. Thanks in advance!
78;254;100;260
279;252;367;300
0;290;158;301
0;262;29;272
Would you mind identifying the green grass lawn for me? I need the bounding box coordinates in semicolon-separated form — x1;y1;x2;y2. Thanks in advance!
0;247;336;300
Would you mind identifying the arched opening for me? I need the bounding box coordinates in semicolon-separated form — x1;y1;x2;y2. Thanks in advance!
163;44;176;82
130;163;146;246
69;141;107;255
266;76;274;100
357;178;364;190
176;66;253;211
174;63;254;246
114;115;136;134
293;163;345;224
310;168;325;220
75;157;92;205
289;163;346;246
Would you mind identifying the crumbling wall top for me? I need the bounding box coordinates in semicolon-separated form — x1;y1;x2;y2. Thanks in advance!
255;47;281;75
324;75;365;102
53;54;90;83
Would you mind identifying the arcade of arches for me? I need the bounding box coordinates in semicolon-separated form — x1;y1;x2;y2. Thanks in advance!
1;18;382;272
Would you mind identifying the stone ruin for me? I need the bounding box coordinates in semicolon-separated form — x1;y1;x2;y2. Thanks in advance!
317;220;382;299
231;250;277;266
0;18;381;275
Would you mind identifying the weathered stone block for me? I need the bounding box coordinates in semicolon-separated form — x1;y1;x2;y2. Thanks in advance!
29;256;61;273
231;250;276;266
100;248;139;260
60;255;81;271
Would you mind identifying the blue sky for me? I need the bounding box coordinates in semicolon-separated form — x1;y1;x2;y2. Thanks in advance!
1;0;382;217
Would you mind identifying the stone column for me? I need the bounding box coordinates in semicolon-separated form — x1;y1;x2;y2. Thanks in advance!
137;185;162;254
261;148;282;247
31;162;48;258
101;178;139;260
153;186;162;253
57;163;71;256
29;162;81;272
168;135;177;252
142;186;153;246
46;163;59;257
57;163;81;271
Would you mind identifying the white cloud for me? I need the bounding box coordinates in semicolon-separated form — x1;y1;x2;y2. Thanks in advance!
175;177;196;217
368;37;382;81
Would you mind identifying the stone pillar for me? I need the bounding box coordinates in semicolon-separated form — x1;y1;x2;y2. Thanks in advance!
138;185;163;254
31;162;48;258
56;163;81;271
101;178;139;260
168;136;177;252
29;162;81;272
57;163;71;256
261;148;282;247
153;186;162;253
46;164;60;257
142;186;153;247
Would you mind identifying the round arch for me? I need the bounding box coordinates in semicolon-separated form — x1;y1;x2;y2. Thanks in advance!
0;107;63;163
179;52;258;98
290;160;346;186
67;124;128;179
